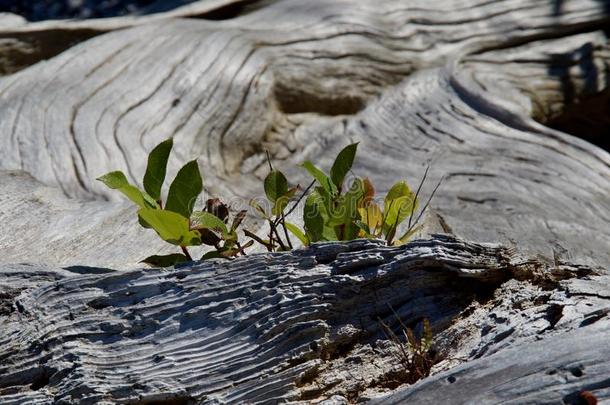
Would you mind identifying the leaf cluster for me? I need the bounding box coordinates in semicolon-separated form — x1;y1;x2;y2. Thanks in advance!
300;143;438;246
97;139;250;266
98;139;440;267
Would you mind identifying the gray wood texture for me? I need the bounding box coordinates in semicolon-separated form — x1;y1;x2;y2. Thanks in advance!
0;0;609;403
1;236;606;403
0;0;609;268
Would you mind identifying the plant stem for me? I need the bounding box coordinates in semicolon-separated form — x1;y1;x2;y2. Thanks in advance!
269;219;287;251
404;175;444;236
181;246;192;261
265;150;273;171
275;180;316;227
408;164;430;229
280;215;293;249
236;241;247;256
268;222;275;252
244;229;271;250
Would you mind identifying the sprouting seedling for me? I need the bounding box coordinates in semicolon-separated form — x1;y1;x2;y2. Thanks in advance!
300;143;437;245
247;151;305;252
355;164;443;245
300;143;365;242
97;138;249;267
378;305;437;384
97;138;442;266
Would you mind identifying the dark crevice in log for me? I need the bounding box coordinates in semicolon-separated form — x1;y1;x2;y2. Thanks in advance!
0;28;103;75
274;82;367;116
29;368;50;391
470;17;610;56
0;1;175;21
0;1;276;76
0;289;21;316
553;0;610;18
126;396;195;405
546;87;610;152
189;0;276;21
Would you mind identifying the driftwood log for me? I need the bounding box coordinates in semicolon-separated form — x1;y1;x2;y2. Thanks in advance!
1;235;607;403
0;0;609;403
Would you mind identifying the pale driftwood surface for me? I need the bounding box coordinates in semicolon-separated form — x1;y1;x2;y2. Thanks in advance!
0;235;606;404
0;0;610;404
0;0;609;268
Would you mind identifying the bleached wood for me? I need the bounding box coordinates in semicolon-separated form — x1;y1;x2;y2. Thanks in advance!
0;0;608;268
0;0;609;403
0;236;605;403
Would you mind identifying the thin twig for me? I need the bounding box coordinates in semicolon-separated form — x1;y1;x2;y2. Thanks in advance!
269;219;287;251
280;215;293;249
269;221;288;251
378;318;409;369
404;176;444;236
236;241;247;256
268;222;275;252
274;180;315;227
265;150;273;171
244;229;271;250
408;164;430;229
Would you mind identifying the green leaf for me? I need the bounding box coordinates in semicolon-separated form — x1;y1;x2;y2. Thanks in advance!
384;181;417;215
327;178;364;228
383;196;415;237
340;179;365;239
322;224;338;241
201;251;223;260
303;193;324;242
342;178;365;220
165;160;203;218
138;214;152;229
143;138;173;202
97;171;157;209
301;161;337;195
285;222;309;245
330;143;358;190
97;170;130;189
396;224;424;245
191;211;228;235
422;319;433;351
358;203;383;235
264;170;289;202
355;220;371;236
272;186;298;217
250;199;269;219
313;186;332;219
141;253;188;267
138;208;201;246
382;181;417;240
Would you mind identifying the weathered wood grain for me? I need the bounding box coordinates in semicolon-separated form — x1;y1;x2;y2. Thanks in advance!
0;0;608;268
0;236;605;403
0;1;609;403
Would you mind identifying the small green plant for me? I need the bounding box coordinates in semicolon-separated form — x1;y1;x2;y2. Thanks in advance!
300;143;438;246
300;143;364;243
379;310;437;384
246;152;304;252
356;165;442;246
97;138;441;266
97;138;251;266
